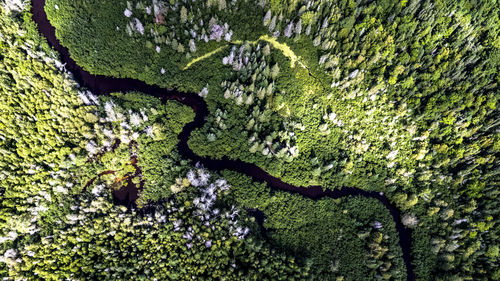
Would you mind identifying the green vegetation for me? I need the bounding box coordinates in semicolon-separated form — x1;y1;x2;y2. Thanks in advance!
87;92;195;206
1;0;499;280
223;171;405;280
0;5;306;280
6;168;308;280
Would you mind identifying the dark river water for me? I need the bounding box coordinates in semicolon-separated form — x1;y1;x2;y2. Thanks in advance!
30;1;415;279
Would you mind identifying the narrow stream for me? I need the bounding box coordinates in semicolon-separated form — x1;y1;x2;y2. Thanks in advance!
30;1;415;280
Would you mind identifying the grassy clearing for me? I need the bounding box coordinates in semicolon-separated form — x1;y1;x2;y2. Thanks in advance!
182;46;227;70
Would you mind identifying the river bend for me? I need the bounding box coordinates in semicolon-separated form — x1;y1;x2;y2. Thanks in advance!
30;1;414;280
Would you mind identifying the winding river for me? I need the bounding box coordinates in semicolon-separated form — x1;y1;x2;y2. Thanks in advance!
30;1;415;280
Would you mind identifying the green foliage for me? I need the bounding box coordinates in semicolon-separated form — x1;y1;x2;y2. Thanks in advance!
0;6;308;280
6;175;308;280
1;0;498;280
89;92;195;206
0;5;95;253
222;171;405;280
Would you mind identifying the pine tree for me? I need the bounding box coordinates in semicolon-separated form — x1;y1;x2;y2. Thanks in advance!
295;19;302;35
284;22;293;37
180;6;188;23
189;39;196;53
269;15;277;32
218;0;226;11
271;64;280;80
263;10;271;26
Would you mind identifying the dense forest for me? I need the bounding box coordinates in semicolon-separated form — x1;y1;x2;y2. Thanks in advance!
1;0;498;280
